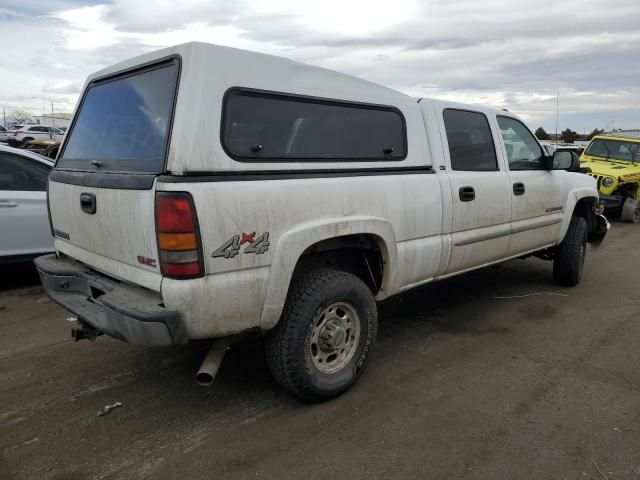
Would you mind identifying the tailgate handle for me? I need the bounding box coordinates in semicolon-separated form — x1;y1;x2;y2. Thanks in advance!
80;193;97;214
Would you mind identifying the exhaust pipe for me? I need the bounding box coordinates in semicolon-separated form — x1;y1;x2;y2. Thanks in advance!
69;318;101;342
196;339;230;386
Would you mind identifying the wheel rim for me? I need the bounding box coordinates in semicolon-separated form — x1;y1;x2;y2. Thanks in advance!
309;302;361;374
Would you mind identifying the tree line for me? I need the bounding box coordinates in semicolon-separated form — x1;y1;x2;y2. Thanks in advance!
534;126;604;144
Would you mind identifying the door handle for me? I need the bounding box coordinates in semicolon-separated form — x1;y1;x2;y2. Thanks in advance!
0;201;18;208
513;182;526;195
459;186;476;202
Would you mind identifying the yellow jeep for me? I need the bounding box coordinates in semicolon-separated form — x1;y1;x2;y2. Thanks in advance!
580;132;640;223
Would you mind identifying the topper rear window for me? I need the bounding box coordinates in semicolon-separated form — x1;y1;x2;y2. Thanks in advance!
222;89;407;161
57;58;179;173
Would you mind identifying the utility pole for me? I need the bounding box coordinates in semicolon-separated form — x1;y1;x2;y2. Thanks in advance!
2;108;5;128
51;101;55;129
555;89;559;145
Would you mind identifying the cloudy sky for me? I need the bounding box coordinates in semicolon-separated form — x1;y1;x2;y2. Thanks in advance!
1;0;639;131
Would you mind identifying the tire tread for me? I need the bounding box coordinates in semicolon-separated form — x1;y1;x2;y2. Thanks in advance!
553;216;587;286
266;268;376;402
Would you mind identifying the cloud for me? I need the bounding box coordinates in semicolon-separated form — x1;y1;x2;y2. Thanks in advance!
0;0;638;131
42;80;82;94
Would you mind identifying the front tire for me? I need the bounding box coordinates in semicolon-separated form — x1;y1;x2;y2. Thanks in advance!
621;198;640;223
266;268;377;402
553;216;587;286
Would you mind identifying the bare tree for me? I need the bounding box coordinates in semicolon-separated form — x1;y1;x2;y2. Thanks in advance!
10;109;33;124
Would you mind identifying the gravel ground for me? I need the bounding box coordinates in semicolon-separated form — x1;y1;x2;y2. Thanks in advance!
1;222;639;480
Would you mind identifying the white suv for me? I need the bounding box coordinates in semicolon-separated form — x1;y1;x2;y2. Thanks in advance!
36;43;608;401
7;125;64;147
0;125;8;143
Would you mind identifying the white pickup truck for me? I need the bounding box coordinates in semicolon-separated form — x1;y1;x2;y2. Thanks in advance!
36;42;608;401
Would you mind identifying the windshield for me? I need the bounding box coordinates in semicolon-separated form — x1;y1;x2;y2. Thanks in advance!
57;59;179;173
585;138;640;162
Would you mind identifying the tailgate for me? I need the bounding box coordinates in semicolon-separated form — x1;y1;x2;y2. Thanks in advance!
49;180;162;291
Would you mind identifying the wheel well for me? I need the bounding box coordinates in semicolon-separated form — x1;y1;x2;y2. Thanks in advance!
572;196;597;231
293;234;385;294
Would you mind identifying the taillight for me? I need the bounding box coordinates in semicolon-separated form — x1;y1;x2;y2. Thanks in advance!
155;192;204;279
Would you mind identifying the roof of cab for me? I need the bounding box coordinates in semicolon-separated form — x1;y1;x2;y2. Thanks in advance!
595;131;640;141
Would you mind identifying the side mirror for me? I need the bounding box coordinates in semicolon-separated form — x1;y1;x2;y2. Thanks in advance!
547;150;580;171
576;147;585;156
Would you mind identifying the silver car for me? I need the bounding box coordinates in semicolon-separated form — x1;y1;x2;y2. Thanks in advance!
0;144;54;263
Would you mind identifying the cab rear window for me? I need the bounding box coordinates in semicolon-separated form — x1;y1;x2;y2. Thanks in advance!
57;59;179;173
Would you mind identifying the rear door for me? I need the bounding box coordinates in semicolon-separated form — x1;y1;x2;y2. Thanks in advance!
438;107;512;275
49;58;180;291
495;116;566;256
0;152;53;257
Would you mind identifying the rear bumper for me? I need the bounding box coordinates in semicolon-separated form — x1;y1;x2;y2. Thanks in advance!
35;254;186;346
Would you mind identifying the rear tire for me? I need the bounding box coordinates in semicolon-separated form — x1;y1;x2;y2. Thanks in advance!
553;216;587;286
266;268;377;402
621;198;640;223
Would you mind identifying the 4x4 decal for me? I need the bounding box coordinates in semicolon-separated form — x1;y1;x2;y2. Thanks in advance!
212;232;270;259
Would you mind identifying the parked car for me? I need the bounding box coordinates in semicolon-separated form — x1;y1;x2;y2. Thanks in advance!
7;125;64;147
36;42;608;401
22;139;61;160
555;144;584;155
580;132;640;223
540;143;556;155
0;124;8;143
0;144;54;263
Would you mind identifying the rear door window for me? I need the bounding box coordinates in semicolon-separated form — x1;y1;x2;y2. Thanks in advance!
443;109;498;171
222;89;406;161
57;58;179;173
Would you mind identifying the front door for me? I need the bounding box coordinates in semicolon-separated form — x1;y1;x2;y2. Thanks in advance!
495;116;566;256
439;108;512;275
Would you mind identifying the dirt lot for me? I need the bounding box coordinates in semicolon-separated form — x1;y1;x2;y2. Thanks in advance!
1;223;639;480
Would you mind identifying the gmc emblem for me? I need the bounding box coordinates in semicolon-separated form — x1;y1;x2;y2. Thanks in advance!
137;256;157;268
